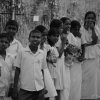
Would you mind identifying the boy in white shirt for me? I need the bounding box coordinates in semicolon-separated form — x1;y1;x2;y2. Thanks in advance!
5;19;23;63
0;33;11;100
4;20;23;97
12;29;48;100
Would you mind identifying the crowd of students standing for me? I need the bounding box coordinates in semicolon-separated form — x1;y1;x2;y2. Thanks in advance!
0;10;100;100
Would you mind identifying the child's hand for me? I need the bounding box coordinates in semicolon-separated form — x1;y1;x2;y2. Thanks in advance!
61;34;68;44
39;89;48;96
77;56;85;62
42;88;48;95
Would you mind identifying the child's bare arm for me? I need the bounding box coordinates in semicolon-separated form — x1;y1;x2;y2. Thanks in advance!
13;50;22;89
12;67;20;100
13;67;20;89
57;34;67;58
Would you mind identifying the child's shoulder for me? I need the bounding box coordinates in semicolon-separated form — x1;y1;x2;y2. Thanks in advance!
44;43;51;50
38;49;45;54
11;38;20;44
55;36;61;47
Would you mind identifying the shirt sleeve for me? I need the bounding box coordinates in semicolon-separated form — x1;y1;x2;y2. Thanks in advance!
5;54;14;72
42;54;47;70
80;27;87;44
55;36;61;48
81;33;87;44
70;33;77;46
95;25;100;40
17;41;23;53
14;50;22;68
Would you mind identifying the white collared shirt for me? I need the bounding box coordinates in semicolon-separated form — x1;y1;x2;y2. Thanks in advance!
14;46;47;91
5;39;23;84
6;38;23;60
80;26;100;59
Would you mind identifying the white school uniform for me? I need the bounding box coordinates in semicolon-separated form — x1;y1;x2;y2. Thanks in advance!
40;43;58;97
81;26;100;99
14;46;57;97
0;56;10;97
6;38;23;85
55;36;70;100
69;37;82;100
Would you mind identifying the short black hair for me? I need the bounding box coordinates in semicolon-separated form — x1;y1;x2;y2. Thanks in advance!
29;29;41;39
60;17;70;24
48;28;60;37
70;20;81;38
50;19;62;29
5;19;18;31
35;25;47;33
47;28;59;46
84;11;96;21
71;20;81;29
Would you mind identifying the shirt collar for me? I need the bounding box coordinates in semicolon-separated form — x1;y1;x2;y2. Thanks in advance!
10;38;19;46
25;46;43;55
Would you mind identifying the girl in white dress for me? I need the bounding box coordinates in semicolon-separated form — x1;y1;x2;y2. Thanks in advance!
69;20;83;100
59;17;72;100
46;28;60;100
81;11;100;100
50;19;68;100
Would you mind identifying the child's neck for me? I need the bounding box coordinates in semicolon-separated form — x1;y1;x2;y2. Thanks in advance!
50;43;55;47
0;50;6;59
29;45;38;53
10;37;14;43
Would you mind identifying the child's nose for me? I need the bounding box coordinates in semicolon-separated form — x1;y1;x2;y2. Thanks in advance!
34;37;38;41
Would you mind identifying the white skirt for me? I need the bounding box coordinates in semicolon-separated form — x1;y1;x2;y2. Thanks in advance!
55;58;69;90
81;57;99;99
44;68;57;97
60;66;70;100
69;62;82;100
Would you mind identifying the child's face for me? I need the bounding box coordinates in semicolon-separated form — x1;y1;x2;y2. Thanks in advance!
63;19;71;31
72;26;80;33
49;34;59;45
0;38;10;51
59;23;63;34
5;25;17;36
29;32;42;47
85;14;95;29
85;13;95;22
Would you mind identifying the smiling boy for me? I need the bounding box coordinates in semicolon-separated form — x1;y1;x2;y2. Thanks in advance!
12;29;48;100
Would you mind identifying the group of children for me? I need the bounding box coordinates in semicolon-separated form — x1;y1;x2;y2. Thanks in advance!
0;10;100;100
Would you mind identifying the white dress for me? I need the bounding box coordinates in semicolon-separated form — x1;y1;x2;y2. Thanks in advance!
42;44;58;98
55;36;70;100
47;46;59;79
81;26;100;99
69;37;82;100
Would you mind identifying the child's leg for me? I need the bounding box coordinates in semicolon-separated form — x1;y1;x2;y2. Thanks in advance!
55;90;60;100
